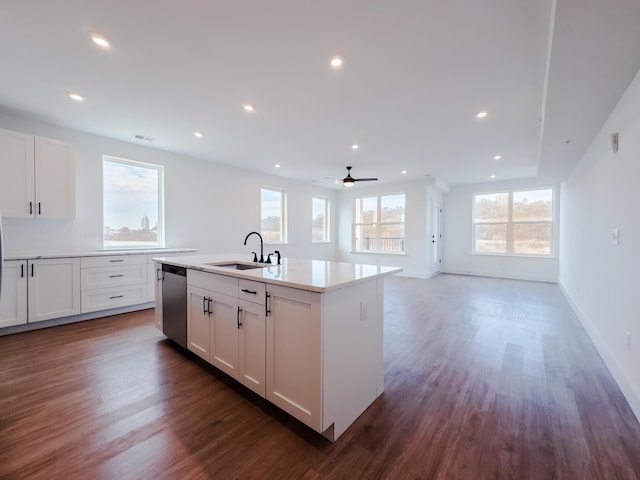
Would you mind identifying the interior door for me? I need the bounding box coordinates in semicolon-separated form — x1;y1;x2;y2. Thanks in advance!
430;202;442;274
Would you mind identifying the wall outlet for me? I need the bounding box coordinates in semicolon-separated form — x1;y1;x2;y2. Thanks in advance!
626;331;631;351
612;228;620;245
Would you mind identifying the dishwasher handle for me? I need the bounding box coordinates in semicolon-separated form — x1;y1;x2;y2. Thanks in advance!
162;264;187;276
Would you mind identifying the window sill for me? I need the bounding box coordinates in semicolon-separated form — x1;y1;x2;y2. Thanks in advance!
350;251;407;256
311;241;331;244
470;252;558;260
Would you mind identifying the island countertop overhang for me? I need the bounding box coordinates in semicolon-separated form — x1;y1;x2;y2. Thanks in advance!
152;254;402;293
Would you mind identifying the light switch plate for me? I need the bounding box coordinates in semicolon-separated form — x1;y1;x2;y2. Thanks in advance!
612;228;620;245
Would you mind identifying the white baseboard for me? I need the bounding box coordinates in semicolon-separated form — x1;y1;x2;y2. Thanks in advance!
559;280;640;424
394;271;429;279
443;268;556;283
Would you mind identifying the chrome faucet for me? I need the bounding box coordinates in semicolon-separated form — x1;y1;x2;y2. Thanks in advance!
243;231;264;263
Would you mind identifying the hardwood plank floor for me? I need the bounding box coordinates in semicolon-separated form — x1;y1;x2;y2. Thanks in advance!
1;274;640;479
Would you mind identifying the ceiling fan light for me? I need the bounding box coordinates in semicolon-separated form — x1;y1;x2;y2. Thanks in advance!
344;179;355;187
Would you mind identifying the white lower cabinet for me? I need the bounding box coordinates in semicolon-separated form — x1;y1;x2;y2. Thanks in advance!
154;261;163;331
187;285;212;360
0;260;28;328
186;270;267;397
28;258;81;323
209;292;239;377
265;284;322;431
238;299;266;396
80;255;148;313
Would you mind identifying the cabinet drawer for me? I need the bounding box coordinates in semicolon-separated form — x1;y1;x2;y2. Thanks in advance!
81;284;148;313
238;279;266;305
81;254;147;268
81;264;146;289
188;270;238;296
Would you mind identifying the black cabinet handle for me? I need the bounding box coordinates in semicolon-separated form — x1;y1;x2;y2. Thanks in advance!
109;295;124;300
38;202;41;215
29;201;33;215
241;288;257;295
20;263;24;278
109;274;124;278
203;296;207;315
109;259;124;263
31;263;34;277
208;298;212;317
265;292;271;317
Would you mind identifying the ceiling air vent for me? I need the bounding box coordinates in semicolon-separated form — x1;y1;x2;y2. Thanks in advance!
134;134;154;141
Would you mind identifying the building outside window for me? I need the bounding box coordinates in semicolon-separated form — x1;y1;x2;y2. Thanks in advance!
473;187;554;255
103;156;164;248
261;187;286;243
312;197;330;243
353;193;405;254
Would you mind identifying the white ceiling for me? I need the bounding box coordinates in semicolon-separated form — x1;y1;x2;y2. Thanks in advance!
1;0;640;188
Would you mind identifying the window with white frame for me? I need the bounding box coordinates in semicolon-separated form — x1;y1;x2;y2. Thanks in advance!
473;188;554;256
261;187;286;243
353;193;405;254
103;156;164;248
312;197;330;243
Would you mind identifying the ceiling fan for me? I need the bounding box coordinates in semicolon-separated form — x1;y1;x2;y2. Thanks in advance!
342;166;378;187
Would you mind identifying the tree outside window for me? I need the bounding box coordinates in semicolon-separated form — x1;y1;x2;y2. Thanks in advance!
261;187;286;243
473;188;553;255
353;194;405;254
312;197;330;243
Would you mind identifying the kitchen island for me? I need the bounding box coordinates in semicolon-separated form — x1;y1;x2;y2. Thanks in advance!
154;254;401;441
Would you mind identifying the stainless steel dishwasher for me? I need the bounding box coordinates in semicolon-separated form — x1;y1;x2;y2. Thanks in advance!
161;264;187;348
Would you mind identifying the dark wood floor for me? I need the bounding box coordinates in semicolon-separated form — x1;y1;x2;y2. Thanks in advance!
1;274;640;479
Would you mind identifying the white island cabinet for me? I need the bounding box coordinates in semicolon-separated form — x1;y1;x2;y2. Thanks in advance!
156;254;400;441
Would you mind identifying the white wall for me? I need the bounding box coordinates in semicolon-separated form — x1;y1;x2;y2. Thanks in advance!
443;178;560;282
336;179;445;278
559;67;640;420
0;110;338;261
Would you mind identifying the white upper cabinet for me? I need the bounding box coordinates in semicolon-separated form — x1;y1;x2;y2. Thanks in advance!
0;128;75;219
0;129;34;218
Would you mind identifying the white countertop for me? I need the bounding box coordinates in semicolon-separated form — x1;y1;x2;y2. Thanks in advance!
5;248;195;261
153;254;402;293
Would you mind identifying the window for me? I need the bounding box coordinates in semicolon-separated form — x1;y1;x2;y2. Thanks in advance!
473;188;554;256
261;187;286;243
103;156;164;248
353;193;405;254
312;197;330;243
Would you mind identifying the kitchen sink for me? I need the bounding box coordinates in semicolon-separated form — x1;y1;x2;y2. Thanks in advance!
205;262;265;270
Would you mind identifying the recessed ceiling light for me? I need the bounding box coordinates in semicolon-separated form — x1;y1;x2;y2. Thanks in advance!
476;110;488;119
330;56;344;68
490;174;496;179
493;155;502;160
90;33;110;49
67;92;84;102
243;103;255;112
275;163;281;168
193;131;204;138
401;170;407;174
351;144;359;150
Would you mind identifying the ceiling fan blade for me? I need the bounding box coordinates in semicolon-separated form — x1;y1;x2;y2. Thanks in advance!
353;177;378;182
